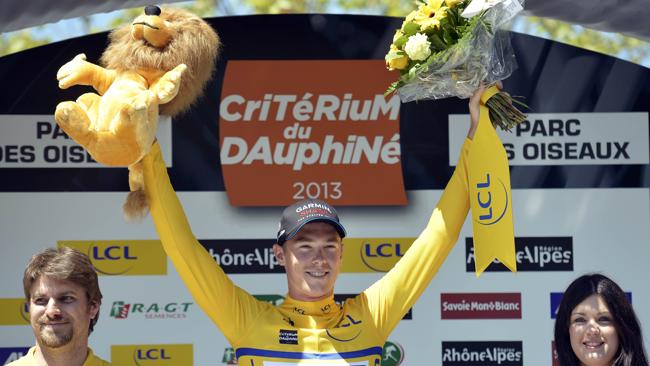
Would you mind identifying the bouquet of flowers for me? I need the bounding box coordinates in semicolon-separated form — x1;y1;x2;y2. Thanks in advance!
385;0;526;130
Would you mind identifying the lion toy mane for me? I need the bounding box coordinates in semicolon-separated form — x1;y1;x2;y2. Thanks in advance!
55;5;219;220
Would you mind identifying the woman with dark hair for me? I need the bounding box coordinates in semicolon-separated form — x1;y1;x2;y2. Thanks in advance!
555;274;649;366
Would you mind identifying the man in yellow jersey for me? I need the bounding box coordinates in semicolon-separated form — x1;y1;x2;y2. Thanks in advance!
138;86;487;365
54;81;484;364
9;247;110;366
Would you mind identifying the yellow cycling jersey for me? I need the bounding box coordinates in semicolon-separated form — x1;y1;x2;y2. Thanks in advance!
6;347;110;366
143;139;472;365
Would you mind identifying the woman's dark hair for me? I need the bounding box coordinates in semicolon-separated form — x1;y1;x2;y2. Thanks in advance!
554;274;648;366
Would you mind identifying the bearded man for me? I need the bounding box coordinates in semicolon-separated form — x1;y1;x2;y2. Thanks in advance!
9;247;109;366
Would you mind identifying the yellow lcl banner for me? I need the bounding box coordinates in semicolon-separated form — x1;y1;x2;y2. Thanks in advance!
467;86;517;276
111;344;193;365
0;298;29;325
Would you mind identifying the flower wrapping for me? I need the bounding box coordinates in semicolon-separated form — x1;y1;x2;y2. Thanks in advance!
386;0;524;103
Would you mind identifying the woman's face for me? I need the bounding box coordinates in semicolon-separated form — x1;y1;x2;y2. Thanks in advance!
569;294;620;366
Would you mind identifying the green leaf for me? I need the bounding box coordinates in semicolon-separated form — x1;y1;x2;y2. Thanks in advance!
440;14;451;28
385;51;406;61
429;33;447;50
402;22;421;36
447;27;460;42
441;23;455;39
407;63;422;79
442;30;454;45
447;9;458;27
384;81;400;96
394;35;409;48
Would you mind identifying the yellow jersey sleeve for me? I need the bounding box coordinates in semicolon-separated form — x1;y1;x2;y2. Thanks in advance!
363;138;472;339
143;142;267;346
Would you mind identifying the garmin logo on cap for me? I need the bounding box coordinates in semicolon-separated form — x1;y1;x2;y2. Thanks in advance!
295;202;333;214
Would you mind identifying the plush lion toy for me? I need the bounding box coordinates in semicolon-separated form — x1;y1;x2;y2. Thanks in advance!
55;5;219;220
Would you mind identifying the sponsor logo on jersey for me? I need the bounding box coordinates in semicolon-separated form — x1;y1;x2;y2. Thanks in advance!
279;329;299;345
334;294;412;320
326;314;363;342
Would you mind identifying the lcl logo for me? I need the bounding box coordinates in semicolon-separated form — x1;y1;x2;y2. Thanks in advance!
363;243;405;258
135;348;171;360
59;240;167;276
112;344;191;365
360;242;406;272
87;244;138;275
475;173;508;226
92;245;138;260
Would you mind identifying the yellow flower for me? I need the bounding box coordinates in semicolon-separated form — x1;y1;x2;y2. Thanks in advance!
425;0;445;10
445;0;463;7
387;55;409;70
420;0;444;18
386;45;409;70
410;1;449;31
405;9;420;23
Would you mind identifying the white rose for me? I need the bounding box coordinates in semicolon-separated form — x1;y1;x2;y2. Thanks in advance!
404;33;431;61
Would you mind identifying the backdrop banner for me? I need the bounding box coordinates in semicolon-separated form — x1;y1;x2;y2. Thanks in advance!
0;14;648;366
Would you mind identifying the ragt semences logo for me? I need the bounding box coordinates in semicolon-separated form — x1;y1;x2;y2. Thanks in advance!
110;301;193;320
